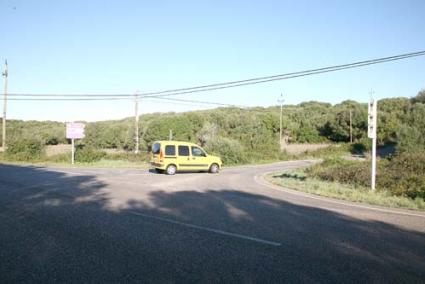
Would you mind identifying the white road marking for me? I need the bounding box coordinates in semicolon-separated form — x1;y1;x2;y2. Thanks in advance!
129;211;282;247
256;172;425;219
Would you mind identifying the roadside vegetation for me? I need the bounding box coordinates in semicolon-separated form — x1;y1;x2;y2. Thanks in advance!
0;90;424;205
265;90;425;208
266;169;425;211
2;94;418;163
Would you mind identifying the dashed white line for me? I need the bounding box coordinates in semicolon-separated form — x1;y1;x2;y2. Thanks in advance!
129;211;282;247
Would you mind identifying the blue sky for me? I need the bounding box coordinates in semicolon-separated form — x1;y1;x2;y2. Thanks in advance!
1;0;424;121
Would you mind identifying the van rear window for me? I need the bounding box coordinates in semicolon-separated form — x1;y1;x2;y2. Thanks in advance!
152;143;161;154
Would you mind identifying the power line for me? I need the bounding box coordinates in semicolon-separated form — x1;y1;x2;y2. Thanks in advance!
139;50;425;98
7;94;132;97
150;97;243;107
5;50;425;99
9;95;243;108
145;98;234;108
7;97;130;101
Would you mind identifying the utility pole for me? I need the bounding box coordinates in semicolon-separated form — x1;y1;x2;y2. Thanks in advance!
349;109;353;143
134;91;139;154
2;60;8;150
278;93;285;150
169;129;173;140
368;90;377;191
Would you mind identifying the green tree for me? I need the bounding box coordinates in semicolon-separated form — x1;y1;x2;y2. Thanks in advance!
377;97;409;143
411;89;425;104
321;101;367;142
397;103;425;152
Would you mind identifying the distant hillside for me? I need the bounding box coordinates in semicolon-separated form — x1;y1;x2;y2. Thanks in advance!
1;90;424;163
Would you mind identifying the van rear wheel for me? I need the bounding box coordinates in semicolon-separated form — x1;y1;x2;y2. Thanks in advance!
166;164;177;175
209;163;219;174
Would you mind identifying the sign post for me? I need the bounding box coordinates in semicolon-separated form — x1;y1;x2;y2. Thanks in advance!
368;99;377;191
66;122;85;165
71;138;75;164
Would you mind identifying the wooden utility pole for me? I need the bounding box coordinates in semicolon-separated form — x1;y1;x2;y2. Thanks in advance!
349;109;353;143
2;60;8;149
134;92;139;154
278;93;284;150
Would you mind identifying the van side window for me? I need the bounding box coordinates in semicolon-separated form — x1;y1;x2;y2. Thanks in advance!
191;146;206;157
165;145;175;156
178;145;189;156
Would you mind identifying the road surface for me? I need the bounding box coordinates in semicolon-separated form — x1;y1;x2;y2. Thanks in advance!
1;161;425;283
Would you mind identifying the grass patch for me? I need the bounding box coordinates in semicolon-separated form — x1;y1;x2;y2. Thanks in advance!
0;150;150;169
296;143;351;159
265;169;425;211
69;159;150;168
0;157;150;169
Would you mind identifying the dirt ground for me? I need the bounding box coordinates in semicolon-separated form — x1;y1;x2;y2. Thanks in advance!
282;143;331;155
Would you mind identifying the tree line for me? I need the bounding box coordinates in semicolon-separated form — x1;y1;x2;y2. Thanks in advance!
1;89;424;164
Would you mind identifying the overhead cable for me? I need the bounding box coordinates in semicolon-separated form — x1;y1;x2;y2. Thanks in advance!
4;50;425;100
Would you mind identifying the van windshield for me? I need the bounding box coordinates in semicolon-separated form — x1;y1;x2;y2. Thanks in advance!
152;143;161;154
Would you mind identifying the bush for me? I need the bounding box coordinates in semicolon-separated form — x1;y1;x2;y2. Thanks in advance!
396;103;425;153
350;138;371;155
75;146;106;163
306;157;371;187
5;139;45;161
306;153;425;200
204;137;247;165
378;151;425;199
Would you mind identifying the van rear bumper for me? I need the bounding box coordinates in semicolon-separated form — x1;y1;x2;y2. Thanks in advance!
151;162;166;169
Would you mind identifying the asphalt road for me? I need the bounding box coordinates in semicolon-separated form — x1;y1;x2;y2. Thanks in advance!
1;161;425;283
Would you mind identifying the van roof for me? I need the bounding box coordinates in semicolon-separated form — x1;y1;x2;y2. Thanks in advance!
153;140;199;146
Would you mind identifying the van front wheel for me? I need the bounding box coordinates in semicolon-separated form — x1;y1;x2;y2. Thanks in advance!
166;164;177;175
209;163;219;174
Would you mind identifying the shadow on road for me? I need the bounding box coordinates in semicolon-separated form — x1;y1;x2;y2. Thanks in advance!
1;164;424;283
273;172;306;181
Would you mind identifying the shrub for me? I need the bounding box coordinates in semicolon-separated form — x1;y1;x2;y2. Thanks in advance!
306;153;425;200
378;151;425;199
204;136;247;165
306;157;370;187
396;103;425;153
350;138;371;155
5;139;45;161
75;146;106;163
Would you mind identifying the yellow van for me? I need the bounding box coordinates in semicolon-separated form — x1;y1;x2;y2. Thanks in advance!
150;140;222;175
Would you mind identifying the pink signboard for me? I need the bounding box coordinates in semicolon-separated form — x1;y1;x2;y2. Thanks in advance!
66;122;85;139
